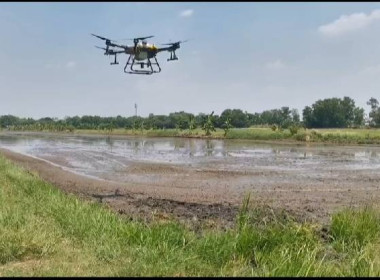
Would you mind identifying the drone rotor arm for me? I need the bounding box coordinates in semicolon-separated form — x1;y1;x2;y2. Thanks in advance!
156;47;172;53
108;42;128;49
112;50;127;54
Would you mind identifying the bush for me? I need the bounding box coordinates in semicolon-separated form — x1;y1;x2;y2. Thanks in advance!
289;125;299;136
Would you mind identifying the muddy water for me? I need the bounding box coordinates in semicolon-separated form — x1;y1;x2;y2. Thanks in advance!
0;132;380;178
1;132;380;196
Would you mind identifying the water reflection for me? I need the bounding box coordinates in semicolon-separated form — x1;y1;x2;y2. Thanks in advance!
105;136;114;151
0;133;380;172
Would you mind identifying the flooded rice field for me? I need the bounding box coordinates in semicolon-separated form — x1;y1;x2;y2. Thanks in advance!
1;131;380;224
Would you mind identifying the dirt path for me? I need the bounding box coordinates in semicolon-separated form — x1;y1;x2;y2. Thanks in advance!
1;147;380;228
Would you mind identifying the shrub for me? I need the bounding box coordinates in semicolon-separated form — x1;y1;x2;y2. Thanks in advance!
289;125;299;135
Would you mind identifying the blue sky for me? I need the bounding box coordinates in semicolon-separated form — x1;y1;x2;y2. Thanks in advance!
1;2;380;118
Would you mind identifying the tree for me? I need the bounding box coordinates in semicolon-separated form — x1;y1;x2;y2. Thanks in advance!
195;113;207;128
302;97;363;128
223;116;233;137
367;97;379;111
169;111;193;130
188;115;196;133
353;107;365;127
367;97;380;127
139;120;145;132
132;118;140;132
0;115;20;128
291;109;300;124
202;111;216;136
302;106;313;128
220;109;248;128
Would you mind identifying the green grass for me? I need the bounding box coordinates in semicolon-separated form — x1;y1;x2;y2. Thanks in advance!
5;126;380;144
64;127;380;144
307;128;380;144
1;155;380;276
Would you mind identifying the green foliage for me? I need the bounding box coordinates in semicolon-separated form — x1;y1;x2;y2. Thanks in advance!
169;112;193;131
303;97;365;128
289;125;299;135
132;119;140;132
367;97;380;128
353;107;365;127
248;107;299;128
0;96;376;133
202;111;216;136
220;109;248;128
223;117;233;137
188;115;197;135
139;120;145;132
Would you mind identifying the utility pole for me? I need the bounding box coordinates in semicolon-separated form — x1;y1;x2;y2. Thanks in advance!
135;103;137;117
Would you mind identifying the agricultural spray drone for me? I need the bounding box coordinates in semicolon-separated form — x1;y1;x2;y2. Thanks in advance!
92;33;188;75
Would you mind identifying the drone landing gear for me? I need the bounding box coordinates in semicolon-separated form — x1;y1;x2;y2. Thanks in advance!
167;51;178;62
110;54;119;65
124;55;161;75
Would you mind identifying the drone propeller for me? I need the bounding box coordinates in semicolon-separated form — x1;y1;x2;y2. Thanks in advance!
95;45;107;51
91;33;118;43
95;46;119;56
118;35;154;42
135;35;154;41
160;40;189;46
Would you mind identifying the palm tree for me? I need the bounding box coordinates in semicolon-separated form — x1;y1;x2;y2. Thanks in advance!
223;116;232;137
188;115;196;134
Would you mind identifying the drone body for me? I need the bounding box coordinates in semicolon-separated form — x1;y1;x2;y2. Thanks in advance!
92;34;187;75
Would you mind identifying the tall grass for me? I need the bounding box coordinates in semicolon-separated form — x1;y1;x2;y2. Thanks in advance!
1;155;380;276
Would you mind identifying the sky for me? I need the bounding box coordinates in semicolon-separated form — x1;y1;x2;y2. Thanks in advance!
1;2;380;119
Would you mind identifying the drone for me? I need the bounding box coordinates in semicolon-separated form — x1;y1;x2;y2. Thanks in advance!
91;33;188;75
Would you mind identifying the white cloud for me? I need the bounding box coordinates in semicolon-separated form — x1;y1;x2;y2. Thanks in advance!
265;59;285;70
318;9;380;36
179;9;194;18
66;61;76;68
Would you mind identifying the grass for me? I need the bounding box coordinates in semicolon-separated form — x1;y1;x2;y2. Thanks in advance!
4;126;380;144
1;155;380;276
52;127;380;144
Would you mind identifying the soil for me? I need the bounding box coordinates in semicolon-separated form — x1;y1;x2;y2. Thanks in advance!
1;147;380;229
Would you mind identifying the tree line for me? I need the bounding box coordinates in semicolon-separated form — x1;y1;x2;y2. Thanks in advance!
1;97;379;131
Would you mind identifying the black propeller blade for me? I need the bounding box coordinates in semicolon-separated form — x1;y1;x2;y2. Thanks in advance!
95;46;118;55
95;46;107;51
135;35;154;41
160;40;189;46
91;33;117;43
118;35;154;42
